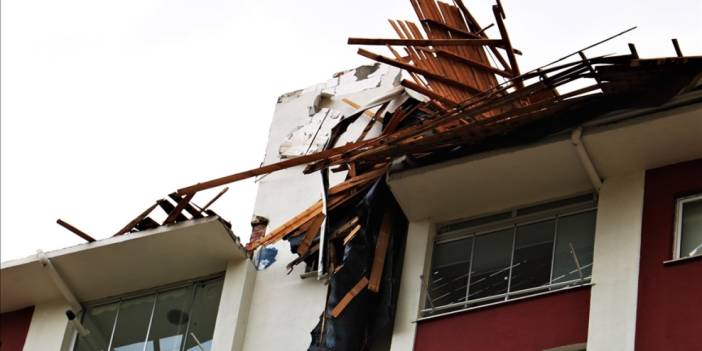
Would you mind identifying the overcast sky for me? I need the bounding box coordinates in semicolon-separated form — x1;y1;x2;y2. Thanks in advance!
2;0;700;261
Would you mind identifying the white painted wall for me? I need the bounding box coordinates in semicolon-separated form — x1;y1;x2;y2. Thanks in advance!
211;259;256;351
22;300;72;351
389;221;433;351
586;172;644;351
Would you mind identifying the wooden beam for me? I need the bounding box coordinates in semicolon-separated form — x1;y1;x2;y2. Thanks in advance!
357;48;483;94
399;79;457;106
247;180;371;251
57;219;96;242
200;187;229;212
331;277;369;318
114;202;159;236
434;49;513;78
671;38;683;57
492;4;522;87
297;214;325;256
356;102;389;142
163;193;194;225
419;18;480;39
342;225;362;246
368;212;393;292
177;137;375;195
332;217;359;240
341;98;376;118
169;193;203;219
348;37;504;47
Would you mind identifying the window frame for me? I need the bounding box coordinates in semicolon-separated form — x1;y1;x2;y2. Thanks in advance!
423;194;597;316
673;193;702;259
72;273;225;351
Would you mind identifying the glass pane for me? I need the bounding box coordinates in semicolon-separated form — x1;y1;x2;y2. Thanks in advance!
111;295;156;351
510;220;555;293
182;280;224;351
552;211;596;283
468;228;514;302
75;303;119;351
427;238;472;309
680;198;702;258
144;286;194;351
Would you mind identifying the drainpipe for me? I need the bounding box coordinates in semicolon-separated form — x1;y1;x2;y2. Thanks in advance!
37;250;90;336
571;127;603;193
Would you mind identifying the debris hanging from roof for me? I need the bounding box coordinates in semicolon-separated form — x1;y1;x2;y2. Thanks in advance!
58;0;702;350
170;1;701;349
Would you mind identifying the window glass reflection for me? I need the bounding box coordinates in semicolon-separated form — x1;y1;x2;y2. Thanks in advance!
75;302;119;351
468;228;513;302
511;220;555;292
110;295;155;351
144;286;194;351
183;280;224;351
680;198;702;258
74;277;223;351
552;211;596;283
427;238;472;308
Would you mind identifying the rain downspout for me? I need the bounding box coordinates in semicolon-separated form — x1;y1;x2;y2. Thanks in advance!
37;250;90;336
571;127;603;193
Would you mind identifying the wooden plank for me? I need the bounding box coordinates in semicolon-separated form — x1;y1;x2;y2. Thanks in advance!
671;38;683;57
342;225;362;246
114;202;159;236
434;48;512;78
177;136;376;195
357;48;483;94
163;193;194;225
341;98;376;118
248;181;370;251
356;102;388;142
297;214;326;256
400;79;458;106
348;37;505;47
419;18;480;39
327;166;386;196
57;219;96;242
331;277;369;318
200;187;229;212
368;212;393;292
169;193;204;219
332;217;359;240
492;4;522;87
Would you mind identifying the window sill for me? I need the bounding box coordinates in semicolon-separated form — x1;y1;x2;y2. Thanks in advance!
663;254;702;266
415;282;593;323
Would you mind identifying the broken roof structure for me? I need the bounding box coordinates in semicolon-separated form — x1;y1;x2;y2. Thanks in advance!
174;1;701;350
15;1;701;350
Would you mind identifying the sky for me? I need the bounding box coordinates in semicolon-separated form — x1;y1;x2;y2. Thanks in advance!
2;0;701;261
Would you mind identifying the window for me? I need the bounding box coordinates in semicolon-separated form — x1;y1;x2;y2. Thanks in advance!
74;277;224;351
674;194;702;259
423;194;596;316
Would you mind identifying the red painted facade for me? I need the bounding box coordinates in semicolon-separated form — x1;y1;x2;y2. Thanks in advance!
414;287;590;351
635;159;702;351
0;307;34;351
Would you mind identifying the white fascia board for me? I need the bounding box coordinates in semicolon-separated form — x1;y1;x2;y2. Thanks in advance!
1;217;248;313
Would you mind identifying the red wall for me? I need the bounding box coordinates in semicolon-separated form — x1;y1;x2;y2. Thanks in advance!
414;287;590;351
635;159;702;351
0;307;34;351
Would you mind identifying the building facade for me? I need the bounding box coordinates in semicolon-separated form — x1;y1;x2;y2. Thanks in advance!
1;65;701;351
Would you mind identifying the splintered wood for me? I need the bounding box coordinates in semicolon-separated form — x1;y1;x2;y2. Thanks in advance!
349;0;512;105
164;0;695;319
331;277;369;318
